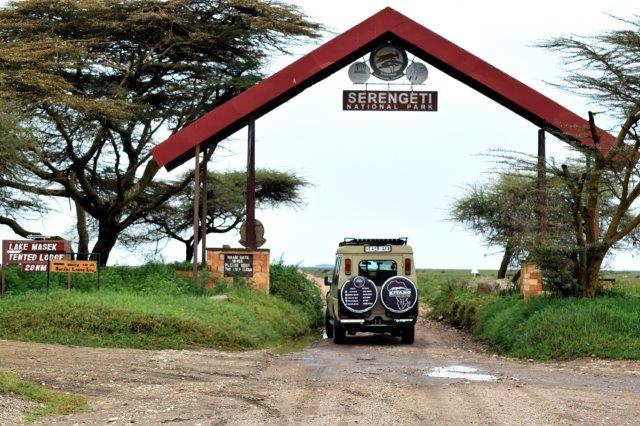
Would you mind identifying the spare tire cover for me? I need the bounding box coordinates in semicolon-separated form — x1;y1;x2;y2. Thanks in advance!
381;276;418;313
340;276;378;314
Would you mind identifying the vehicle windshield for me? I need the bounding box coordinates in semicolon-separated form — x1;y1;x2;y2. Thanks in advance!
358;260;397;285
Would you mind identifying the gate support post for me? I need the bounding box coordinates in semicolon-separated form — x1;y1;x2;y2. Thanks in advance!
246;118;257;249
201;146;208;266
193;145;200;281
537;129;547;235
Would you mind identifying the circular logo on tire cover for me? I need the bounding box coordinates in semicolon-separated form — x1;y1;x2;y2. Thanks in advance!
381;277;418;313
340;276;378;314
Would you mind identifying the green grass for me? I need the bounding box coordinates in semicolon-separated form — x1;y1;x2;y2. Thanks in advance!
476;295;640;359
271;263;323;327
416;268;500;305
598;270;640;295
421;270;640;360
2;262;210;296
0;370;87;421
0;263;323;351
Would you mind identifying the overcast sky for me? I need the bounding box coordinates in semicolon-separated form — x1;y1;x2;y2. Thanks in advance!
2;0;640;269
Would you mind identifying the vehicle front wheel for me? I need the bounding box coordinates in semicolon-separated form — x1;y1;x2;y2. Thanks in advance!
325;310;334;339
401;325;415;344
333;321;346;344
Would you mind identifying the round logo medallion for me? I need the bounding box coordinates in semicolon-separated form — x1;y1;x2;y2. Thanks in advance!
348;62;371;84
369;44;408;81
340;276;378;314
405;62;429;84
380;276;418;313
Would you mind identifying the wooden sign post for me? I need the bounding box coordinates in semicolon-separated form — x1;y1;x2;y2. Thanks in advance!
1;265;5;296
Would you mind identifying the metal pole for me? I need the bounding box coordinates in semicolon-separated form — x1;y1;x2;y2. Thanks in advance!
246;118;257;249
46;261;50;294
201;146;208;266
193;145;200;281
537;129;547;235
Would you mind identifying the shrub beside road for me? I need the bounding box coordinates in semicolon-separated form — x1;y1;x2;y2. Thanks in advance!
419;270;640;360
0;263;323;350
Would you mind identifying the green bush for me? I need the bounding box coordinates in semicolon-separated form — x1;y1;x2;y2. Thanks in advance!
428;283;492;328
428;282;640;360
0;288;315;350
0;262;324;350
475;295;640;359
3;262;210;296
270;263;323;327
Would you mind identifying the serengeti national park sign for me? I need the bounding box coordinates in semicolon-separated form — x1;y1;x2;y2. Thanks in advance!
343;90;437;111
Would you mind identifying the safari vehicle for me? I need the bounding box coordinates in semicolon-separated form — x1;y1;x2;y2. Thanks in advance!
324;238;419;344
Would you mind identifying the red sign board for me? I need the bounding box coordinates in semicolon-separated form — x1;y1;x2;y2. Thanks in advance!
2;239;72;272
343;90;438;111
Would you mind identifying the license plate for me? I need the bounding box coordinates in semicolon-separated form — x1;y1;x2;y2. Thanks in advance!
364;245;392;253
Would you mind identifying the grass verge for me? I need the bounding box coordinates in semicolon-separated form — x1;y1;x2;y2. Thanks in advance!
0;370;86;421
0;264;323;351
424;278;640;360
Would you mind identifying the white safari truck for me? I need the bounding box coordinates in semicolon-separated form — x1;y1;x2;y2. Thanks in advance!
324;238;419;344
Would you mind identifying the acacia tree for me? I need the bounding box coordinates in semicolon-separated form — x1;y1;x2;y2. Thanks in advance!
451;175;537;279
535;17;640;297
122;169;308;261
0;100;47;237
452;158;634;294
0;0;320;264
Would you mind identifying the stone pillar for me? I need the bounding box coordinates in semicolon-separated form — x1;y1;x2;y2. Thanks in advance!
206;247;270;293
520;262;543;298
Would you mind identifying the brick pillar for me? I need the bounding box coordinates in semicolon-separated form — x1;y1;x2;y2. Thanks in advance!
520;262;543;299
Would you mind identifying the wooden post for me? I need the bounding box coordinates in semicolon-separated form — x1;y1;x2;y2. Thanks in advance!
201;146;208;266
246;118;257;249
537;129;547;235
67;271;72;290
1;265;5;296
193;145;200;281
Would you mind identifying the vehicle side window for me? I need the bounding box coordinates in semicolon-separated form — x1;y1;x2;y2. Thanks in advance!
333;256;341;285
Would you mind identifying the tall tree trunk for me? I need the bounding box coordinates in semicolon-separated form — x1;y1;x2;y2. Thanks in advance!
185;239;194;262
580;252;604;298
91;221;119;266
75;201;89;260
497;241;514;279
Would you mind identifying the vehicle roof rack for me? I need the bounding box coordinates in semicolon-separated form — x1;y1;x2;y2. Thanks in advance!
339;238;408;247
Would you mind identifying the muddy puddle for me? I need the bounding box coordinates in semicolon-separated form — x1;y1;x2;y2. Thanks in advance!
426;365;495;382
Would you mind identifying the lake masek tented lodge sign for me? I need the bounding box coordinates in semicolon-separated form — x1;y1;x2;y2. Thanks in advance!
2;239;71;272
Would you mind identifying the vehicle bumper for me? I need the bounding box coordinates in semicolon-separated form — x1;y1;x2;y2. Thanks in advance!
335;317;416;333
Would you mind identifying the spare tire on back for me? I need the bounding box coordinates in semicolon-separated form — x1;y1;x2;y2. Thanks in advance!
380;276;418;313
340;276;378;314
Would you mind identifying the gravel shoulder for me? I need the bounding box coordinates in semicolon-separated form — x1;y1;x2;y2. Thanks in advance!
1;309;640;425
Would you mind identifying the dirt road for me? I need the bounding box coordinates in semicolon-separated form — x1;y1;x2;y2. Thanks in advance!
1;312;640;425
